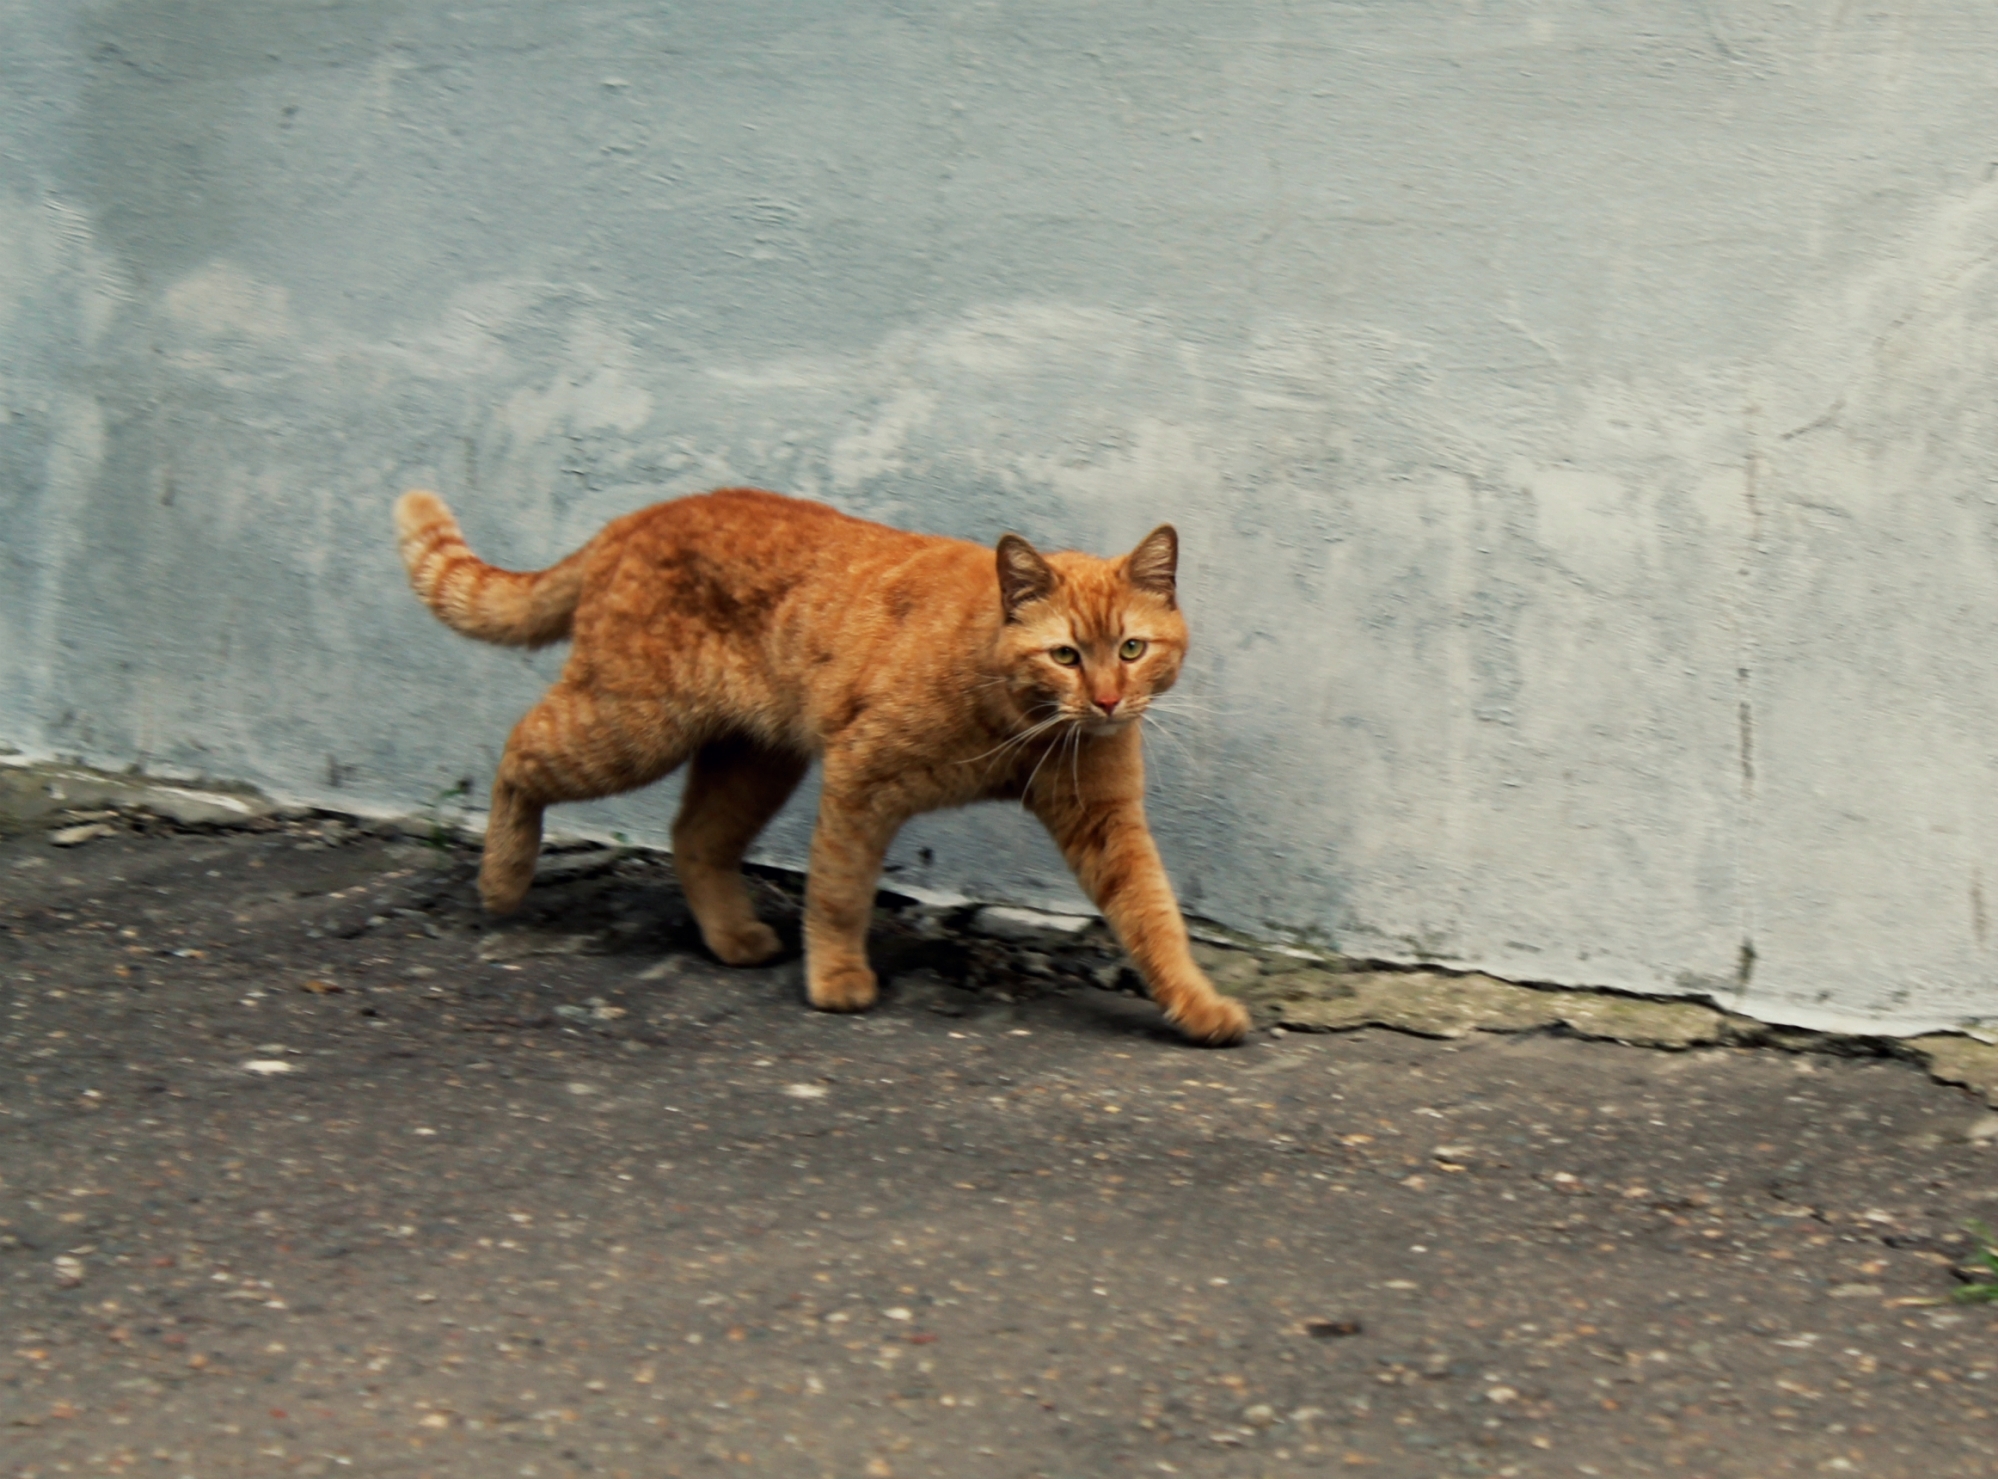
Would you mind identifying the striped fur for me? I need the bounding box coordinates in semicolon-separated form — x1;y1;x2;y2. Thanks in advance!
394;491;587;648
390;486;1250;1046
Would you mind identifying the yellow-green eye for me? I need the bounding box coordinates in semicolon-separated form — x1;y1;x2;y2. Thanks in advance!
1119;638;1147;661
1049;645;1081;667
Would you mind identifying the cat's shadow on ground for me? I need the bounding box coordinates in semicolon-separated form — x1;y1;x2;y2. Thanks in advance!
457;844;1183;1045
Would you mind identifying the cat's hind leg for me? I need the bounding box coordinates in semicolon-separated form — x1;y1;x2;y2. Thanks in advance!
671;736;810;965
482;684;691;914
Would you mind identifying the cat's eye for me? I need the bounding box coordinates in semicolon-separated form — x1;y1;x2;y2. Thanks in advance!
1049;645;1082;667
1119;638;1147;661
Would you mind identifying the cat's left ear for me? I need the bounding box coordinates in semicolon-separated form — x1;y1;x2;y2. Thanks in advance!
1126;525;1178;607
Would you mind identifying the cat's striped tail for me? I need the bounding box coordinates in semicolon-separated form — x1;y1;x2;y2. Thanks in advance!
393;491;587;648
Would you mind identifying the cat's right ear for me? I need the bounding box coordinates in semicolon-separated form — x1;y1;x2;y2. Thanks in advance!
996;534;1058;621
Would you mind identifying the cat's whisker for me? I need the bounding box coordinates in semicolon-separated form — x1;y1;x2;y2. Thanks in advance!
1139;728;1195;780
1140;712;1198;765
958;711;1067;768
997;712;1070;760
984;734;1052;774
971;723;1070;779
1020;718;1078;801
1145;696;1242;719
963;733;1043;772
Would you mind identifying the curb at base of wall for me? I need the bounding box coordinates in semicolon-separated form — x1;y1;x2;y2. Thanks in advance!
1186;941;1998;1109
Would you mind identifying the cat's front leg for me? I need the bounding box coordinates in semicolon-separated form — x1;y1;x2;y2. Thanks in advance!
802;782;902;1013
1050;805;1250;1045
1031;745;1250;1046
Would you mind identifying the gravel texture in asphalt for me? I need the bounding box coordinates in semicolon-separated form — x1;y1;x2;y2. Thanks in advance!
3;808;1997;1478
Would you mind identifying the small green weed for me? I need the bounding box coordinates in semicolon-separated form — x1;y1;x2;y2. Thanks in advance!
1952;1220;1998;1304
424;778;472;850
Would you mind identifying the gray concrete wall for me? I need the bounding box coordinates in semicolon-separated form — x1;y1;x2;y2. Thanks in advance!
6;1;1998;1034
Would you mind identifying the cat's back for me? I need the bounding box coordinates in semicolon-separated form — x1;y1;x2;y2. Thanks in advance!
608;486;957;582
600;486;858;565
579;487;986;639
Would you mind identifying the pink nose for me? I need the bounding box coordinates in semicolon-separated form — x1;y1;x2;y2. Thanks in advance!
1093;694;1120;716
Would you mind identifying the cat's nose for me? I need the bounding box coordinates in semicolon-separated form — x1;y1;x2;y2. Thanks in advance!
1093;693;1121;716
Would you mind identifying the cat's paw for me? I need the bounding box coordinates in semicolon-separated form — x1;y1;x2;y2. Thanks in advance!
477;863;533;916
707;920;784;967
807;963;879;1013
1169;992;1252;1046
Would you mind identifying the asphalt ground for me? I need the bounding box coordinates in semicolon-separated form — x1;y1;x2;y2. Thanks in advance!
3;815;1997;1479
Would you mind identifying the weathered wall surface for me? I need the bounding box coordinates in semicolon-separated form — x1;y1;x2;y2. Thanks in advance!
6;1;1998;1033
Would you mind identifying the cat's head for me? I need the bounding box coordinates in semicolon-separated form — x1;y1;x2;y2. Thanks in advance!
991;525;1187;734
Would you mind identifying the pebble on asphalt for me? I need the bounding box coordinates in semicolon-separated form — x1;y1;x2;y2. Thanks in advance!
1305;1317;1365;1338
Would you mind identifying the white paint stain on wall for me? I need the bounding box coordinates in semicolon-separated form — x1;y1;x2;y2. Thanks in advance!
830;388;936;489
163;261;294;342
504;343;656;445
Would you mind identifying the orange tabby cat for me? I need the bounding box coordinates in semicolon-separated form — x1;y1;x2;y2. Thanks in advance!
393;486;1249;1045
